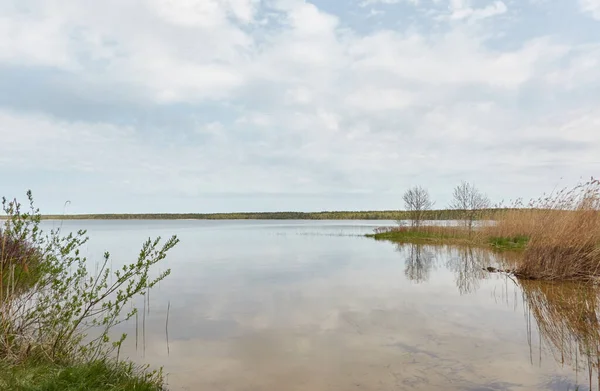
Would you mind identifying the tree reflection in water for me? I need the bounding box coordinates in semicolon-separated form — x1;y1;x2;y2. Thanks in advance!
400;243;435;283
397;244;505;293
446;247;489;295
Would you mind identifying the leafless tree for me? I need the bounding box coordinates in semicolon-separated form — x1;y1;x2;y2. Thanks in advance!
402;186;434;228
449;181;491;231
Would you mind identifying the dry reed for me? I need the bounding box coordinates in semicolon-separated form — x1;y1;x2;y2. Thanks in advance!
489;179;600;280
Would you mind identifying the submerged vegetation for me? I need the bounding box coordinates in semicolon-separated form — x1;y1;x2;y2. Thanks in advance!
369;179;600;281
0;192;178;390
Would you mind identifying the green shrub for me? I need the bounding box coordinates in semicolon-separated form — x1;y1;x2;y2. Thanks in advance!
1;191;178;387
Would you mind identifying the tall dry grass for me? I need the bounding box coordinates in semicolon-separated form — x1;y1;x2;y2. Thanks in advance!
487;179;600;280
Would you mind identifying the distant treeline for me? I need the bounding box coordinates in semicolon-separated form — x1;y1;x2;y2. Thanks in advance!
40;209;508;221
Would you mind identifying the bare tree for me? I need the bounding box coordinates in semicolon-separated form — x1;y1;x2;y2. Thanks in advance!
449;181;490;231
402;186;434;228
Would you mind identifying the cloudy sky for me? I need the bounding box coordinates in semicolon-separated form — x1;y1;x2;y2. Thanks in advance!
1;0;599;213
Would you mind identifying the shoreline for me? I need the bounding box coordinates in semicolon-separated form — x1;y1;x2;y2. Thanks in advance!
29;209;506;221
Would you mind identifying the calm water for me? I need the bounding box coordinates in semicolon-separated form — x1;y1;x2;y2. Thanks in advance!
42;220;597;391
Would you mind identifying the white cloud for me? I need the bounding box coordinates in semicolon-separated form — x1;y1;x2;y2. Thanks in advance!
151;0;258;26
544;44;600;87
359;0;418;6
345;87;415;111
446;0;507;22
0;0;255;103
0;11;74;69
284;87;313;105
348;32;566;89
580;0;600;20
0;110;139;173
0;0;551;106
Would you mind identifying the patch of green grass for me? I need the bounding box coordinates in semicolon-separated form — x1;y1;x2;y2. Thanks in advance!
488;235;529;250
366;229;470;244
0;359;163;391
367;228;530;251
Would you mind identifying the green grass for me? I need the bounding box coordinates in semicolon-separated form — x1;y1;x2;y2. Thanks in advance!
0;359;163;391
366;228;471;244
367;228;530;250
488;235;529;250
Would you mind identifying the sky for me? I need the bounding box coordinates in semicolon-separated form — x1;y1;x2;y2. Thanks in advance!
1;0;599;214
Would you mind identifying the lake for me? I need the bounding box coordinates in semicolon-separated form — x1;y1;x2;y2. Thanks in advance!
43;220;598;391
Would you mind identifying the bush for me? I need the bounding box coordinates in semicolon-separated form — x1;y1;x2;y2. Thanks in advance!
0;191;178;385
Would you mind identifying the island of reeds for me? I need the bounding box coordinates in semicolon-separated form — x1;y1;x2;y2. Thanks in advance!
367;179;600;281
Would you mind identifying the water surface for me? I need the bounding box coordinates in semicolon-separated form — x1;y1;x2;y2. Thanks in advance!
44;220;597;391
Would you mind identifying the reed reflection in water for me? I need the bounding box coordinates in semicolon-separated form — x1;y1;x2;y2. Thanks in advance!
521;280;600;390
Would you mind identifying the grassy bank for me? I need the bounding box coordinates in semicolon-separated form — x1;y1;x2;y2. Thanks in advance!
367;226;530;251
366;226;529;250
1;192;177;390
0;358;163;391
367;226;482;246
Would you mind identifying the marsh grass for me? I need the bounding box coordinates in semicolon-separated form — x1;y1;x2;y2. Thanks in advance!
488;235;530;250
490;179;600;281
369;224;521;251
369;225;481;245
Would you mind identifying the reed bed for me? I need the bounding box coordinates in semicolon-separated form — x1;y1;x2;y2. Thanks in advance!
488;179;600;281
